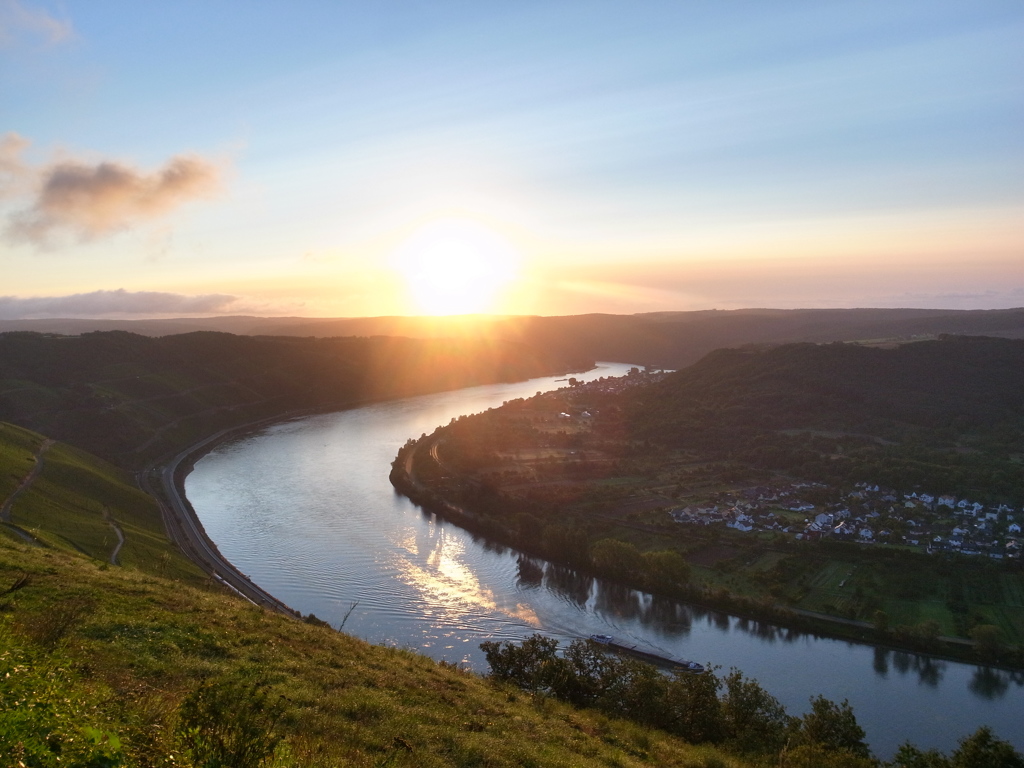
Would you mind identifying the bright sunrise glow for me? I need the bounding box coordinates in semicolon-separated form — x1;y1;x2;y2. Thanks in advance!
391;219;521;315
1;2;1022;317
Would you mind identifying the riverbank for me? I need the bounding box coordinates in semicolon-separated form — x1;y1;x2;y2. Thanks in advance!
139;413;307;616
143;356;600;616
390;432;1022;672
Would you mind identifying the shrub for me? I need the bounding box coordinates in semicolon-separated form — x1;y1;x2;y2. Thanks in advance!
175;672;286;768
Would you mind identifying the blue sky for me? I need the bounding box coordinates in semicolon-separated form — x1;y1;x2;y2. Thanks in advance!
2;1;1022;317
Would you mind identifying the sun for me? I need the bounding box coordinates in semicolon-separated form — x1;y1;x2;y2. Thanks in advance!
392;218;520;315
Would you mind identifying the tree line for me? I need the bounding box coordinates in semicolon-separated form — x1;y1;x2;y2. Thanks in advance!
481;635;1023;768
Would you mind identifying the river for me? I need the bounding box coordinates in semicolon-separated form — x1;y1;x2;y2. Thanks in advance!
184;362;1024;758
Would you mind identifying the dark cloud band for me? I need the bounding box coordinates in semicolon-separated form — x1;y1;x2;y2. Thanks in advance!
0;289;238;318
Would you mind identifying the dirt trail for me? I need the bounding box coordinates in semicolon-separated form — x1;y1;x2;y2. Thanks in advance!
0;438;54;523
102;506;126;565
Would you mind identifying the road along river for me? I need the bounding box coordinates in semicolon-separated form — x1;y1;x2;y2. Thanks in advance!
184;362;1024;758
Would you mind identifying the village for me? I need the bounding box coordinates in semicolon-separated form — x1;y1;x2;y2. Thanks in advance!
670;482;1022;561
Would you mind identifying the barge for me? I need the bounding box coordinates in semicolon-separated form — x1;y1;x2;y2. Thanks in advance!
589;634;704;673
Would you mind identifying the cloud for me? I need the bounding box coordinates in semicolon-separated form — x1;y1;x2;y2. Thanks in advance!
0;132;32;199
0;289;239;318
0;0;73;47
4;149;222;245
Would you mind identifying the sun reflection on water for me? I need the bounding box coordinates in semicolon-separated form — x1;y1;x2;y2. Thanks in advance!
392;520;540;628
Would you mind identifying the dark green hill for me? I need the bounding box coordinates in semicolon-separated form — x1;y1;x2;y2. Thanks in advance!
4;307;1023;368
501;308;1024;369
630;336;1024;500
0;331;590;469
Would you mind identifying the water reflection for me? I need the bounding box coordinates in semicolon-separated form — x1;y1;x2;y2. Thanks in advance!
970;667;1010;699
968;667;1024;700
594;580;644;621
516;556;544;587
874;647;889;677
543;564;593;608
875;649;946;687
645;596;692;637
417;529;1018;704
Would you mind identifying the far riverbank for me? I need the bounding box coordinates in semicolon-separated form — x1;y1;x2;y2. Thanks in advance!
389;430;1018;673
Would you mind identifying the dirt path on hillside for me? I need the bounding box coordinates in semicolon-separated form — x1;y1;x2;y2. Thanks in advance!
0;439;54;523
102;505;126;565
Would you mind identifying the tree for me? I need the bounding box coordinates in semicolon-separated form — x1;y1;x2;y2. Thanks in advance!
721;669;795;754
874;609;890;635
556;638;622;706
889;743;951;768
950;726;1024;768
798;695;870;759
590;538;643;580
968;625;1003;661
662;667;725;744
515;512;544;546
541;523;590;565
642;550;691;591
479;634;564;693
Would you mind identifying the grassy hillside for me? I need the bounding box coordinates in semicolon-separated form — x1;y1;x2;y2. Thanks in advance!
0;421;748;767
2;538;760;768
0;331;590;470
0;421;204;582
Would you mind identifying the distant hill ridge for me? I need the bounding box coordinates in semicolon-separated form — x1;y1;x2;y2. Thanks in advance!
2;306;1023;368
0;330;590;469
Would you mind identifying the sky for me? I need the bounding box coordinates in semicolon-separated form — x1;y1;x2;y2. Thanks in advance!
1;0;1022;318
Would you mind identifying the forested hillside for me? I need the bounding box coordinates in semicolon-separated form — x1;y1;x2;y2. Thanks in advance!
0;331;590;469
629;336;1024;501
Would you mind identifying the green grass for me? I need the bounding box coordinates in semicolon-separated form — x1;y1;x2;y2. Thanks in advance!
0;421;749;766
0;421;41;502
797;561;856;613
0;529;748;767
1;421;205;582
747;551;786;573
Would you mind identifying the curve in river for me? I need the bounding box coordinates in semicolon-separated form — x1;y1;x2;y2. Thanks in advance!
184;362;1024;759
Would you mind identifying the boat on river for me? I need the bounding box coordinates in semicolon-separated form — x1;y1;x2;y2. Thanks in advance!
589;634;704;673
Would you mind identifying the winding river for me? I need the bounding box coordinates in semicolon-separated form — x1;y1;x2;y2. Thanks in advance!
185;362;1024;758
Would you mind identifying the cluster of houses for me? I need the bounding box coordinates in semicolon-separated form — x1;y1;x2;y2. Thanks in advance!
670;482;1021;560
563;368;668;397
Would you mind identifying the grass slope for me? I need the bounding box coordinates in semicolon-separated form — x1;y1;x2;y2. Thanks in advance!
0;421;40;504
1;421;204;582
0;424;740;767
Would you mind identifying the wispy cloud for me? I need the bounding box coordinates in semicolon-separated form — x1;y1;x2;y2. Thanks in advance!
0;289;239;318
0;132;32;199
1;134;223;245
0;0;73;47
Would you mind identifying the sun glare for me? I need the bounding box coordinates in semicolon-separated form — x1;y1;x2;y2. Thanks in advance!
392;218;520;315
